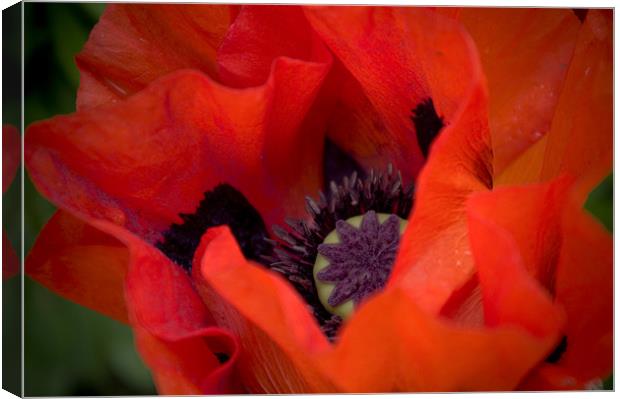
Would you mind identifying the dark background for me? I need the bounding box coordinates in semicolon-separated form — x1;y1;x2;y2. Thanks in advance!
10;2;613;395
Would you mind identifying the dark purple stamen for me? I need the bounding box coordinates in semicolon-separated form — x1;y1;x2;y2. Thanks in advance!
157;184;271;270
317;211;401;307
266;166;414;339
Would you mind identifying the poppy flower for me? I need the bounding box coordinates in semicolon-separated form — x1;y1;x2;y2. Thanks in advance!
25;5;612;394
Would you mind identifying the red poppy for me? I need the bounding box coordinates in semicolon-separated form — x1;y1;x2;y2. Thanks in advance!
25;5;612;393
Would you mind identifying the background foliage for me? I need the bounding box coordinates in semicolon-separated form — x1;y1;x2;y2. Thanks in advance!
16;3;613;395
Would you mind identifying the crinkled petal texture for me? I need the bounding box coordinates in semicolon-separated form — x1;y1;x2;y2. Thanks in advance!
180;7;567;392
76;4;239;109
460;8;581;176
497;9;613;203
305;7;483;180
193;225;561;392
381;7;493;317
467;180;612;390
25;210;243;393
24;4;612;394
27;5;332;393
27;63;330;238
391;8;611;315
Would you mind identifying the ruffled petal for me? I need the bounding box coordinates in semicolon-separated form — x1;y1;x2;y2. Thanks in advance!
133;325;240;394
306;7;445;179
76;4;239;109
555;208;613;383
539;10;613;201
497;10;612;200
26;65;330;241
192;226;333;393
217;5;330;88
117;225;241;394
25;210;129;323
459;178;612;390
321;286;555;392
387;9;492;314
460;9;580;176
465;178;573;292
3;124;19;193
466;185;566;338
522;196;612;390
27;207;242;394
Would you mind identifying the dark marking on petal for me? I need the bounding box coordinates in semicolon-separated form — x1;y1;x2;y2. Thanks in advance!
573;9;588;23
411;98;445;158
157;184;272;270
323;137;367;193
546;335;568;363
214;352;230;364
475;142;495;189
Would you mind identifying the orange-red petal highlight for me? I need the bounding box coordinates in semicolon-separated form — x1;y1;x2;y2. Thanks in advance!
322;287;555;392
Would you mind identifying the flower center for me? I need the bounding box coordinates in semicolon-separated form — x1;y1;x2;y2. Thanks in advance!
314;211;407;320
267;165;414;339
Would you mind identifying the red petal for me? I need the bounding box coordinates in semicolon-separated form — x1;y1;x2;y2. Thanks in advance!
3;125;19;193
318;61;392;172
552;199;612;384
192;226;333;393
27;208;241;393
322;287;555;392
25;210;129;323
118;227;241;394
306;7;492;181
540;10;613;201
466;185;566;338
497;10;612;199
466;178;573;292
304;7;425;178
461;9;580;176
519;201;612;390
217;5;330;88
26;65;329;239
76;4;239;109
61;214;244;394
133;326;240;394
387;9;492;314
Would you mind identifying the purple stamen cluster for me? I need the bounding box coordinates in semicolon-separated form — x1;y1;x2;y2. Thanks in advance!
317;211;401;307
264;166;413;339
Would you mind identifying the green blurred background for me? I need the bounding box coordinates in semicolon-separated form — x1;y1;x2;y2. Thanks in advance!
6;2;612;396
